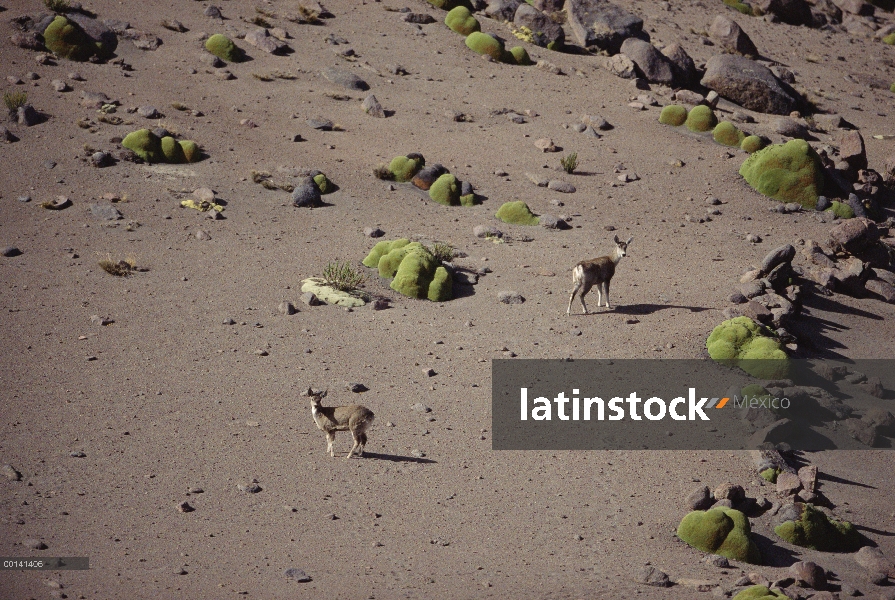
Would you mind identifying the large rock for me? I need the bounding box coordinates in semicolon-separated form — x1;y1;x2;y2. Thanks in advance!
513;3;564;49
709;15;758;56
756;0;813;25
66;13;118;57
701;54;801;115
485;0;522;21
827;217;880;254
566;0;644;54
660;43;697;87
244;28;288;54
620;38;675;86
835;0;875;15
837;130;867;171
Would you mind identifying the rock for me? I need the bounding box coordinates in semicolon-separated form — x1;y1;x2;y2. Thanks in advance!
709;15;758;56
513;3;565;48
244;28;288;54
364;227;385;238
776;471;802;495
774;117;808;139
756;0;813;25
634;566;671;587
411;164;449;191
402;12;435;24
10;31;42;50
51;79;70;92
177;501;194;513
729;291;747;304
411;403;432;413
24;539;47;550
474;225;503;238
1;464;22;480
539;214;561;229
827;218;879;253
705;555;731;567
714;482;746;504
548;180;576;193
485;0;522;22
237;481;262;493
837;0;874;15
498;291;525;304
284;567;312;582
535;138;557;152
65;13;118;56
620;38;676;86
80;91;112;109
291;178;322;207
701;54;801;115
306;117;333;131
790;561;827;590
194;230;211;241
600;53;637;79
88;203;122;220
855;546;895;578
0;126;17;143
847;418;878;446
2;246;22;258
674;89;705;104
301;292;322;306
866;279;895;303
89;151;112;168
321;67;369;91
687;485;713;510
660;43;697;87
362;94;385;118
582;114;612;130
17;105;40;127
204;5;223;18
741;280;766;299
345;382;368;393
566;0;644;53
837;130;867;171
278;301;296;315
371;299;388;310
761;244;796;275
526;172;550;187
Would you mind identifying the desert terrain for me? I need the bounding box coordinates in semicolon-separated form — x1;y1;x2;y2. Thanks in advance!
1;0;895;597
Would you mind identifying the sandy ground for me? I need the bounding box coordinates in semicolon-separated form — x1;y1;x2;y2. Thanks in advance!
1;0;895;597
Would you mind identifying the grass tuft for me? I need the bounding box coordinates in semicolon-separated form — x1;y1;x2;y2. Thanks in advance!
560;152;578;174
322;260;365;292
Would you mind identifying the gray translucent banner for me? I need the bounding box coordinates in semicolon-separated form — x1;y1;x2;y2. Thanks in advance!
0;557;89;570
492;359;895;450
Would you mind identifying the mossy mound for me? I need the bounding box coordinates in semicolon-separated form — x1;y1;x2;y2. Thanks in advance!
685;105;718;132
884;33;895;45
732;586;788;600
774;503;862;552
122;129;164;163
741;135;765;153
760;467;781;483
300;277;366;308
445;6;480;35
313;173;334;194
429;174;462;206
205;34;244;62
509;46;532;65
659;105;688;126
714;121;746;146
706;316;788;379
43;16;101;61
825;200;854;219
459;193;476;206
496;201;539;226
465;32;508;62
739;139;824;209
389;154;425;182
363;240;452;301
161;136;186;164
179;140;201;163
677;508;762;564
891;82;895;93
427;0;473;9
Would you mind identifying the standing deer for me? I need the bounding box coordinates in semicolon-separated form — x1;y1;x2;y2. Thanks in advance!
567;235;633;315
306;387;375;460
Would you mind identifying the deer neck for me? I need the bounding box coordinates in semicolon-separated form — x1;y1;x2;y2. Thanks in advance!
610;249;624;264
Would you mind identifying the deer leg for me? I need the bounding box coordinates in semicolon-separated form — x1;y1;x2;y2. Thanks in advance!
580;283;592;315
326;431;336;457
358;432;368;457
567;282;581;316
603;281;612;309
346;430;361;460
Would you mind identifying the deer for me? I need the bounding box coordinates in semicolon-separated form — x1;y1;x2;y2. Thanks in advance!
567;235;633;315
305;387;375;460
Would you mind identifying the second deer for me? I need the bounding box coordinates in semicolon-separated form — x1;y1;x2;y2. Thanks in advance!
567;235;633;315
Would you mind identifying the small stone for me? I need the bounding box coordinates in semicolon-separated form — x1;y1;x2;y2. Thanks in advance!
498;291;525;304
548;180;576;193
2;246;22;258
69;451;86;457
746;233;762;243
237;481;262;493
137;105;161;119
194;230;212;241
705;555;730;568
474;225;503;238
301;292;321;306
177;501;194;513
345;382;368;393
90;315;113;326
362;94;386;118
284;568;312;582
789;561;827;590
254;349;268;356
306;117;333;130
1;464;22;481
278;301;296;315
371;299;388;311
411;403;432;413
24;539;47;550
634;566;671;587
410;449;426;458
89;203;122;220
535;138;558;152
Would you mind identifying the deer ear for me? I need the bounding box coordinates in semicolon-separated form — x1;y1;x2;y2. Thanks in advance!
626;236;633;245
320;390;328;398
305;386;314;397
613;234;620;244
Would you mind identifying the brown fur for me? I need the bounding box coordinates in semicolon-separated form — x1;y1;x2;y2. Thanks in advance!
567;236;632;315
307;388;374;460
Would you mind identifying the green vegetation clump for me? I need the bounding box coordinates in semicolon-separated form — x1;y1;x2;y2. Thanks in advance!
723;0;755;15
179;140;201;163
205;34;244;62
160;136;186;163
560;153;578;174
659;105;688;126
732;587;788;600
738;139;824;208
495;201;539;226
706;316;788;379
741;135;765;153
313;173;334;194
363;240;452;301
3;90;28;114
465;32;508;62
760;468;781;483
884;33;895;45
509;46;532;65
891;82;895;93
445;6;480;35
322;260;366;292
389;154;425;182
677;508;762;564
427;0;473;8
685;105;718;132
43;16;100;61
429;174;462;206
122;129;164;163
825;200;854;219
714;121;746;146
774;503;862;552
44;0;71;11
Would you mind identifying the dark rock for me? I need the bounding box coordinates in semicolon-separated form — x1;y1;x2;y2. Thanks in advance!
321;67;369;91
284;568;312;582
709;15;758;56
278;301;296;315
291;178;322;207
660;43;697;87
634;566;671;587
838;130;867;171
774;117;809;139
485;0;522;22
17;105;40;127
700;54;801;115
301;292;322;306
498;291;525;304
827;218;879;254
402;12;436;24
2;246;22;257
245;28;288;54
761;244;796;276
687;485;713;510
620;38;676;86
67;13;118;56
88;203;122;220
756;0;813;25
411;164;449;191
566;0;644;53
866;279;895;303
513;3;565;48
362;94;385;118
364;227;385;238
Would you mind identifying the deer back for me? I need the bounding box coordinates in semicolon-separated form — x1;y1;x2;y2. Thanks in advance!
577;257;616;283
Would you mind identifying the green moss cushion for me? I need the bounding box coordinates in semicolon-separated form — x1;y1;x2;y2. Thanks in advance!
122;129;163;163
677;507;762;564
774;503;862;552
509;46;532;65
706;316;788;379
445;6;480;35
741;135;765;153
659;105;688;126
364;240;452;301
739;139;823;209
389;155;425;182
465;32;508;62
44;16;98;61
685;105;718;132
205;34;244;62
179;140;201;162
429;174;461;206
161;136;186;163
732;586;788;600
495;201;539;225
714;121;746;146
825;200;854;219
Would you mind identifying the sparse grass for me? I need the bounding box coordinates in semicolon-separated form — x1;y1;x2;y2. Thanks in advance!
430;243;455;264
252;73;274;82
323;92;352;100
722;0;755;15
43;0;70;12
4;90;27;114
97;114;123;125
171;102;190;111
297;5;321;23
252;70;297;82
98;258;133;276
249;15;272;28
372;164;394;180
76;118;93;129
251;170;294;192
560;152;578;174
322;260;365;292
255;6;277;18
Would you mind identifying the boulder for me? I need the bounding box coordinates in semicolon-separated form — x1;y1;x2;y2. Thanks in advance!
660;43;697;87
620;38;676;86
836;130;867;171
701;54;801;115
827;218;879;253
513;3;564;49
756;0;813;25
485;0;522;22
709;15;758;56
566;0;644;54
